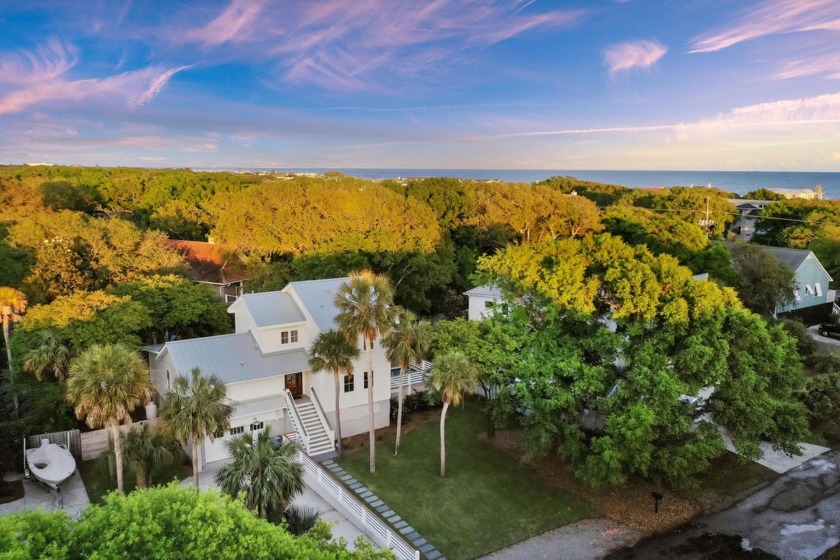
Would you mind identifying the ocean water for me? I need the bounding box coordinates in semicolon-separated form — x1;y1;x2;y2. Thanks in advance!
228;168;840;200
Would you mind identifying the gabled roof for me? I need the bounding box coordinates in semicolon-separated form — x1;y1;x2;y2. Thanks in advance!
724;242;833;281
155;331;308;385
464;285;503;298
287;277;350;332
165;240;250;285
762;246;811;271
234;291;306;327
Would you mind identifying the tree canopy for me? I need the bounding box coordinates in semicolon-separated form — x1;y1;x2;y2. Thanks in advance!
476;234;808;487
0;483;393;559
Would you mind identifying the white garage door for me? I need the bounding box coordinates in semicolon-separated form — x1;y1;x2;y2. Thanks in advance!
204;434;232;464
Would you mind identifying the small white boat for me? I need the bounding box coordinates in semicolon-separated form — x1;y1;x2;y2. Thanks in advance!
25;438;76;490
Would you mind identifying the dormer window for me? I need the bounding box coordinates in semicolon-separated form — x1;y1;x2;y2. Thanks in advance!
280;330;299;344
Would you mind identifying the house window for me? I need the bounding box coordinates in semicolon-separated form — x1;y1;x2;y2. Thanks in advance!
250;421;264;432
484;300;494;309
280;330;299;345
344;374;354;393
363;338;375;350
363;371;369;389
230;426;244;436
166;370;170;390
391;367;401;377
214;430;225;438
805;285;815;296
816;283;823;297
793;289;801;301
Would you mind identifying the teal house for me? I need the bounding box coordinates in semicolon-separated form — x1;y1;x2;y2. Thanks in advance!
763;246;835;321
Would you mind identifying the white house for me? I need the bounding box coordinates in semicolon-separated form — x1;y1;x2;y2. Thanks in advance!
464;285;503;321
145;277;399;468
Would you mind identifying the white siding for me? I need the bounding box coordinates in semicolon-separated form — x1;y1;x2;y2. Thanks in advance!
468;294;500;321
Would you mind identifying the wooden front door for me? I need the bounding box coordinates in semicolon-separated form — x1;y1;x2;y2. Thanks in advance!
285;372;303;398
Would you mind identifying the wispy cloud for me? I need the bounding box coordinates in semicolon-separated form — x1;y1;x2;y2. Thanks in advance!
469;92;840;140
689;0;840;53
0;40;187;115
174;0;584;90
183;0;267;46
772;52;840;80
603;40;667;75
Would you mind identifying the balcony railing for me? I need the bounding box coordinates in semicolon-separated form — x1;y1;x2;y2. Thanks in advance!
390;369;429;391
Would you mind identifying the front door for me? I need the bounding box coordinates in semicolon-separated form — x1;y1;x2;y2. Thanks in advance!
285;372;303;398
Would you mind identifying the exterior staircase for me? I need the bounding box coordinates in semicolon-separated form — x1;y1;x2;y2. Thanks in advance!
296;400;335;457
283;389;336;460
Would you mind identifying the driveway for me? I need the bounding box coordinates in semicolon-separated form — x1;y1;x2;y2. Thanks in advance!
606;451;840;560
182;460;370;549
808;325;840;348
480;519;640;560
0;469;89;520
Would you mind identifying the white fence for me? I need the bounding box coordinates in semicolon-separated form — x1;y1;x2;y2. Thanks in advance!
295;449;419;560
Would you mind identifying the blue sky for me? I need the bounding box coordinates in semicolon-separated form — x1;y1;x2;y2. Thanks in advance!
1;0;839;170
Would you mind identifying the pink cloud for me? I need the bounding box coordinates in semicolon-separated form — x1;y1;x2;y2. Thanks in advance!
174;0;585;91
183;0;267;46
603;40;667;75
0;41;187;115
689;0;840;53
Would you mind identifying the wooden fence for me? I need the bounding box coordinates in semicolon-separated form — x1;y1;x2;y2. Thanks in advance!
79;419;161;461
26;429;82;458
25;420;163;463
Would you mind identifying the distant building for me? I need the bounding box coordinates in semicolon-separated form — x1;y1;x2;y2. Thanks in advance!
767;186;823;200
164;240;250;303
464;285;503;321
726;198;774;241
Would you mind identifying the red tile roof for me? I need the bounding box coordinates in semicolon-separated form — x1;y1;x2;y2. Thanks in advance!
165;240;250;285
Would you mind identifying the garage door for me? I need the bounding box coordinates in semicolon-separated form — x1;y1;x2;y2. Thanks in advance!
204;434;232;464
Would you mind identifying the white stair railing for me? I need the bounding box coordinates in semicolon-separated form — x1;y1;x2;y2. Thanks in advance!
308;387;336;451
291;439;419;560
283;390;311;453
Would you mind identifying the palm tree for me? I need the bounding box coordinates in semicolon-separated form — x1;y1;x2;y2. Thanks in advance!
427;351;479;478
383;310;432;455
308;330;360;454
0;287;27;419
122;423;175;489
160;367;232;489
66;343;152;492
23;330;71;384
215;427;304;519
334;271;400;473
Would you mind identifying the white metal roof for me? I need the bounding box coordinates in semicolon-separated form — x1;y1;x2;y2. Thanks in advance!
464;284;503;298
156;332;309;384
235;291;306;327
287;277;350;332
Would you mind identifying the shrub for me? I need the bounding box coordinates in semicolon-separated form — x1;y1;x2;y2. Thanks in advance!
282;505;320;536
390;389;441;423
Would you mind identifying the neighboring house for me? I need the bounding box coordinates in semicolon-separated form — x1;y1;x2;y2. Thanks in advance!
144;277;410;468
726;199;773;241
762;246;835;320
768;186;824;200
464;285;503;321
165;240;250;303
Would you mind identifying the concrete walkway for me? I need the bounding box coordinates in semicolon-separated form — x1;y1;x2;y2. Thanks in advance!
481;519;640;560
321;458;443;559
181;460;369;549
606;451;840;560
721;433;831;474
0;469;89;520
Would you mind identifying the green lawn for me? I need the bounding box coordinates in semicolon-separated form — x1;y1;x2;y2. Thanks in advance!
337;402;598;560
79;456;191;505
